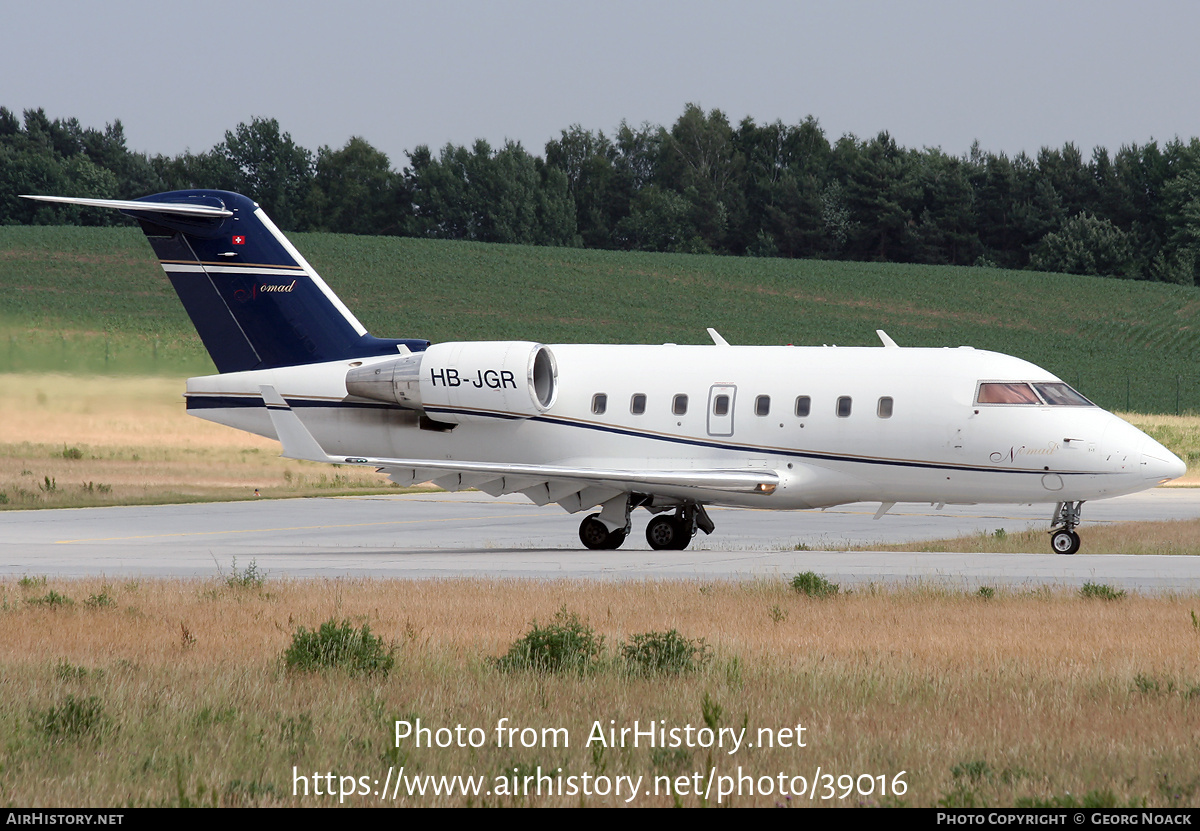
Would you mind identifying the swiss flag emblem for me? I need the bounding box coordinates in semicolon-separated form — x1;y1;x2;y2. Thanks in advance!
232;235;246;245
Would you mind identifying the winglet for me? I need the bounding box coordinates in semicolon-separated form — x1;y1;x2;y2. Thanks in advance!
259;385;339;463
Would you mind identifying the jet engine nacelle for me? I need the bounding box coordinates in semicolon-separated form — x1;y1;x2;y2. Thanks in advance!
345;341;558;422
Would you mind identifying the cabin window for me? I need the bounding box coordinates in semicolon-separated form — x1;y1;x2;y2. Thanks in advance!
1032;383;1094;406
631;393;647;415
672;394;689;415
755;395;771;416
976;382;1039;405
794;396;811;418
591;393;607;415
836;396;852;417
877;396;894;418
713;394;730;416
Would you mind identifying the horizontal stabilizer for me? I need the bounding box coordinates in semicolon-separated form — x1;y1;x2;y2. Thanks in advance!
20;194;232;218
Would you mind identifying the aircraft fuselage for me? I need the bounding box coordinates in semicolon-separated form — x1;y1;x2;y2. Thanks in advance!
184;342;1180;511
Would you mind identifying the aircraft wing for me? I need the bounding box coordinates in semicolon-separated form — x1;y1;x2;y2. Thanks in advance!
259;386;778;513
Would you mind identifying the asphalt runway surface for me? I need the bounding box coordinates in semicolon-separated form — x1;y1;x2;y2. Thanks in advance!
3;488;1200;590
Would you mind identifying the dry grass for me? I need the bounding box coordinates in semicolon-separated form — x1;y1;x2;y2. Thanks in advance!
0;576;1197;807
0;374;240;449
0;374;407;507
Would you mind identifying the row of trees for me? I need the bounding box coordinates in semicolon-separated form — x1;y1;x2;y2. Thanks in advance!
4;105;1200;284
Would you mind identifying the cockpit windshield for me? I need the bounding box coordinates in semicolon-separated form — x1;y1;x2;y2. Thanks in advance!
975;381;1094;407
1031;383;1093;406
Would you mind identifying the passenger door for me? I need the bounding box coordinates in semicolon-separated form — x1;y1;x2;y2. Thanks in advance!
707;384;736;436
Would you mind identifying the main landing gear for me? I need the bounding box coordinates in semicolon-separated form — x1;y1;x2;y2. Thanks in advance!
1049;500;1084;555
577;500;714;551
578;515;628;550
646;503;713;550
646;515;690;550
578;493;635;550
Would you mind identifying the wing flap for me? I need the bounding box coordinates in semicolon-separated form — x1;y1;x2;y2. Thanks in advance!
519;482;554;506
558;485;624;514
476;475;543;497
386;469;420;487
431;472;503;492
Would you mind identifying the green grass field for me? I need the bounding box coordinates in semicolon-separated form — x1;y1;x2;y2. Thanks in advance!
4;226;1200;411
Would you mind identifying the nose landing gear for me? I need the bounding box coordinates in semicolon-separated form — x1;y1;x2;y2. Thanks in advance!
1049;501;1084;555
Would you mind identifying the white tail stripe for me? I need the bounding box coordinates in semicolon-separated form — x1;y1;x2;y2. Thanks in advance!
161;264;309;277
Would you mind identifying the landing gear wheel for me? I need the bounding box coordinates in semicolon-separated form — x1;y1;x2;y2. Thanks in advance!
1049;501;1084;555
646;515;691;550
645;516;677;550
1051;529;1080;555
579;515;627;550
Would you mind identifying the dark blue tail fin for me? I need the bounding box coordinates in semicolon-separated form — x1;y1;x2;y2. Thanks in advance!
22;190;427;372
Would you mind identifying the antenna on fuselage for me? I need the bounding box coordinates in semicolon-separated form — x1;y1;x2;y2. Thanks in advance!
876;330;900;348
707;328;731;346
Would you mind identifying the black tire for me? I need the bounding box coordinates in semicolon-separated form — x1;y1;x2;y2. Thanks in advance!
646;516;677;550
1051;529;1080;555
579;515;626;550
646;516;691;550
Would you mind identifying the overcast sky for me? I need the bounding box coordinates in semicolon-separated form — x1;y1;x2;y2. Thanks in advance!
4;0;1199;167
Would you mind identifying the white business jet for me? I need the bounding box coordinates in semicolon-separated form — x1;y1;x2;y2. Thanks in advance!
22;191;1186;554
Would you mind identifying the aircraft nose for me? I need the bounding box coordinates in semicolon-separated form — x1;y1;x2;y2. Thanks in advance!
1100;417;1186;482
1141;435;1187;482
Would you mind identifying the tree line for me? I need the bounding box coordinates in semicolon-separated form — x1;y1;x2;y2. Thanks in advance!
4;104;1200;285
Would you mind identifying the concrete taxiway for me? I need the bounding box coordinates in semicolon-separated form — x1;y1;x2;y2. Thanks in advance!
2;488;1199;590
